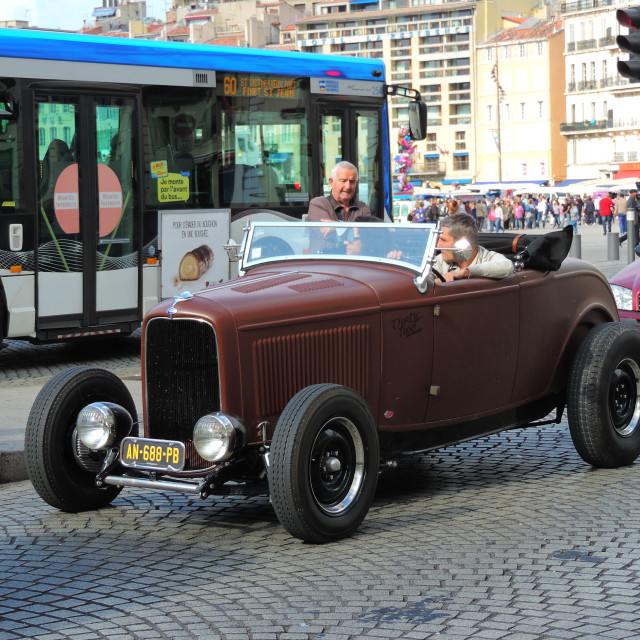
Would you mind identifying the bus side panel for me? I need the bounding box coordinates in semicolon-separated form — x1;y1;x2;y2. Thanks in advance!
1;273;36;338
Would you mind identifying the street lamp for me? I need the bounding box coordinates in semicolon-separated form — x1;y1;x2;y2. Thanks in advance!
490;57;505;183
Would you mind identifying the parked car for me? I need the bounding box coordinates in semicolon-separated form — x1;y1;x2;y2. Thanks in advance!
610;256;640;327
25;221;640;543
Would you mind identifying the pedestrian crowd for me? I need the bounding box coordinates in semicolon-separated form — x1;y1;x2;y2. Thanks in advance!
405;188;640;239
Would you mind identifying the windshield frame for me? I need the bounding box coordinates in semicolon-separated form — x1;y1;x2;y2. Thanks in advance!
239;221;440;283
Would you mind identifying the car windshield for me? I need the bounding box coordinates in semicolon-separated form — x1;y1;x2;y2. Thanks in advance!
240;221;439;274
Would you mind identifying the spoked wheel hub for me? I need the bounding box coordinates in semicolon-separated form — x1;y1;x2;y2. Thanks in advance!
309;418;365;516
609;359;640;436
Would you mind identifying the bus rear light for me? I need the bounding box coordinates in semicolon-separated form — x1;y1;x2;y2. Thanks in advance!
10;265;22;273
325;70;343;77
147;257;158;264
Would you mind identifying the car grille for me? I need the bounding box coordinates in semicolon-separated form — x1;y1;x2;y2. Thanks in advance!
144;317;220;470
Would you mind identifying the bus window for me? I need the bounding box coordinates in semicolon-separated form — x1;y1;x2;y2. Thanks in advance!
218;72;309;210
356;110;380;213
95;99;136;264
0;86;20;211
143;88;215;209
320;113;343;197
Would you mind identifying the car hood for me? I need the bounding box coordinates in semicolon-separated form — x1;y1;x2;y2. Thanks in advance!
147;262;413;329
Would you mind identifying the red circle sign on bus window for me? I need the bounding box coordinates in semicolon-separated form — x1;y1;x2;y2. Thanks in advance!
98;164;123;237
54;164;80;234
53;164;123;237
173;114;196;137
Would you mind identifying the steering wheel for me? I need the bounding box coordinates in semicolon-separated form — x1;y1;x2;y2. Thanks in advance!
431;267;445;283
251;236;294;259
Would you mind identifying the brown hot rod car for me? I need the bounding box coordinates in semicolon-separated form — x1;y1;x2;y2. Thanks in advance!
25;221;640;542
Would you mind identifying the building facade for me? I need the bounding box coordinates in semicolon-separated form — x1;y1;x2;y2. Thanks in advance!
476;18;566;185
561;0;640;182
295;0;537;188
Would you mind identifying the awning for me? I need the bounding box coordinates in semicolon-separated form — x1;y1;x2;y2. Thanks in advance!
554;178;590;187
442;178;472;184
612;170;640;181
424;153;439;158
453;152;469;157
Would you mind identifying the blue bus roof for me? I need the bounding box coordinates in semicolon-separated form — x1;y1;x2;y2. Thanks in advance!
0;27;385;82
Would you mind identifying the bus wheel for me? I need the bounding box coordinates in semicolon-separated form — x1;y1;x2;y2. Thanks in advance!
269;384;379;543
568;323;640;467
24;366;138;512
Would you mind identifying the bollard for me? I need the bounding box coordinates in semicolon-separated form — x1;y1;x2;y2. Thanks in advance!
607;232;619;261
569;233;581;259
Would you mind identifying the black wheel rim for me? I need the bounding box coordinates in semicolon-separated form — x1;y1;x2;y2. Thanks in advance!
309;417;365;515
609;358;640;436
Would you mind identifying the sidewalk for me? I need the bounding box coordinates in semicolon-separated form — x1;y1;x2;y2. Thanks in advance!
0;372;143;483
0;221;634;484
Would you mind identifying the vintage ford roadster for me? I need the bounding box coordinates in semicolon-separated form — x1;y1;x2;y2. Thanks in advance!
25;221;640;542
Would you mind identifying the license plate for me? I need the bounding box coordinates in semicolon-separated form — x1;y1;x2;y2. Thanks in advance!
120;437;185;472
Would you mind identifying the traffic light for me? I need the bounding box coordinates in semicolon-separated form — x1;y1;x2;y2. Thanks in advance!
617;8;640;81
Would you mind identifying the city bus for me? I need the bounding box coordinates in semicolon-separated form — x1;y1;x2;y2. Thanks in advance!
0;28;424;345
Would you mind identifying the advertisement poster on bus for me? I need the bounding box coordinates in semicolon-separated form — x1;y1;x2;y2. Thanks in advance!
159;209;230;298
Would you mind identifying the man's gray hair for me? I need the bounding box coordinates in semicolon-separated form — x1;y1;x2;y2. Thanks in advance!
331;161;359;180
442;213;478;249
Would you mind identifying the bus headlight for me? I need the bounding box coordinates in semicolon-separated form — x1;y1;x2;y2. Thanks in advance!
193;413;246;462
76;402;132;450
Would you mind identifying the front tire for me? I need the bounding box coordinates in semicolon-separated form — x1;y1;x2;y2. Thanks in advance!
24;366;138;512
269;384;379;543
568;323;640;467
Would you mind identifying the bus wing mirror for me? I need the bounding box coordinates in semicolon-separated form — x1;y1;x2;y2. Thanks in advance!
408;100;427;141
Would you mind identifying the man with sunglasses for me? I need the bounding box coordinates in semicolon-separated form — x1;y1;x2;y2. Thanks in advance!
432;213;513;282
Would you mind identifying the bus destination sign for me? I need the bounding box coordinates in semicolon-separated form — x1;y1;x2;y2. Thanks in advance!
222;73;300;99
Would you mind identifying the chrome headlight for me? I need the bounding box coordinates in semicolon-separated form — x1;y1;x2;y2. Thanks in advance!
76;402;132;450
193;413;245;462
611;284;634;311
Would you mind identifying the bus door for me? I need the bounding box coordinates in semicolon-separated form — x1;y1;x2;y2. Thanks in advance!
35;92;139;335
317;105;382;215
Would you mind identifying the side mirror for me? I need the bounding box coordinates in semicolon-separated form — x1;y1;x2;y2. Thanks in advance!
635;243;640;258
437;238;473;263
224;238;240;262
408;100;427;141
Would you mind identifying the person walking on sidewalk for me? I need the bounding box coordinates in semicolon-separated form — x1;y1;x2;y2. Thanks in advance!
599;192;614;235
614;192;628;235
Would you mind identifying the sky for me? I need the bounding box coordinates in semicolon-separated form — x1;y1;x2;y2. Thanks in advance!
0;0;165;32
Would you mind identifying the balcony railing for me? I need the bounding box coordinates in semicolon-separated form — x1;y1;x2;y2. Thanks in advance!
560;119;611;132
599;35;616;47
578;79;598;91
576;38;597;51
600;75;630;89
567;42;576;52
561;0;612;14
410;162;447;175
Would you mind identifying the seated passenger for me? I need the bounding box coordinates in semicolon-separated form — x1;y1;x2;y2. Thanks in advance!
432;213;513;282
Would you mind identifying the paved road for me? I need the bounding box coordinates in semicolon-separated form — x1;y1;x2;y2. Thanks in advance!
2;420;640;639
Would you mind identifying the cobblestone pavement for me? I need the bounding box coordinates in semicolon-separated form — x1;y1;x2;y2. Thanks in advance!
0;330;141;385
2;422;640;640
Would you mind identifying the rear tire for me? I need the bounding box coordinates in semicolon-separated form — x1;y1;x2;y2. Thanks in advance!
269;384;379;543
567;323;640;467
24;366;137;511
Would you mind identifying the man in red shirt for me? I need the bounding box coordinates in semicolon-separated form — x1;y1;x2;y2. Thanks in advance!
599;192;614;235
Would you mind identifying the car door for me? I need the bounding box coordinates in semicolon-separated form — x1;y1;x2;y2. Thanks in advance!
426;274;520;423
